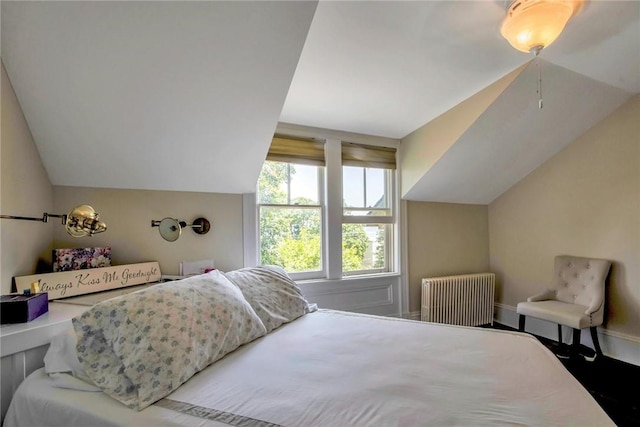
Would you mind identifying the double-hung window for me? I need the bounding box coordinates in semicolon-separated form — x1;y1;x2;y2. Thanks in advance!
257;136;325;279
341;142;395;275
257;135;396;279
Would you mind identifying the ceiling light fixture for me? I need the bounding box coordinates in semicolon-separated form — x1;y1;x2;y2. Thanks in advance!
500;0;582;108
500;0;583;56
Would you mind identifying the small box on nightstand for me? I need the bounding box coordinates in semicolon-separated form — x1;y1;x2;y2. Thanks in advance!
0;292;49;324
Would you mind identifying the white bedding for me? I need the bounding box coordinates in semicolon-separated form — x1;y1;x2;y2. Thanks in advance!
4;309;613;427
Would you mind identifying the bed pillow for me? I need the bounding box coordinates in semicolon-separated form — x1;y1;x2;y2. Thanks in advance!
44;326;101;391
224;265;310;333
72;270;267;410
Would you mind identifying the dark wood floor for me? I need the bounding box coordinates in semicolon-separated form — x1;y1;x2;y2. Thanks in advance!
492;323;640;426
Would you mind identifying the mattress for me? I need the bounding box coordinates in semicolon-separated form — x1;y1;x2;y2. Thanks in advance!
4;309;614;427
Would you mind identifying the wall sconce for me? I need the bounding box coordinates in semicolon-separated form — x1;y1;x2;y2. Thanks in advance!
151;217;211;242
0;204;107;237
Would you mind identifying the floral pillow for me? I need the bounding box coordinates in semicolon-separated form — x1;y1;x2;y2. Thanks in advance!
224;265;310;333
72;270;266;410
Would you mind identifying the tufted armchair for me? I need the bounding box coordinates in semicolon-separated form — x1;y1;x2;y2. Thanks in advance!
516;255;611;361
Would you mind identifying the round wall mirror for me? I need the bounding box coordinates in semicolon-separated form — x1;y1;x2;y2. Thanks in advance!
158;217;182;242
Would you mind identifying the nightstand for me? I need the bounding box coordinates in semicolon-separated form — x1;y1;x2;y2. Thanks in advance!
0;302;88;422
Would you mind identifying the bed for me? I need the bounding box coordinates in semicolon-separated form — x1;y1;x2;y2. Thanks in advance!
3;267;614;427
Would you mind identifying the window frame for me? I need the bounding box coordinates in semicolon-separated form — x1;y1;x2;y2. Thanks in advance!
257;162;326;280
255;134;398;281
341;167;395;275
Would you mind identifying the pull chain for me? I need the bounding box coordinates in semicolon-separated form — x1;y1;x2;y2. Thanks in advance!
537;59;543;109
530;46;543;109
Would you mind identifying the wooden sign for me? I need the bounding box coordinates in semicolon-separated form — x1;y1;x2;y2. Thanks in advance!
14;262;162;300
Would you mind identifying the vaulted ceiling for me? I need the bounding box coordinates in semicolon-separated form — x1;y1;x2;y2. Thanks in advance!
2;1;638;202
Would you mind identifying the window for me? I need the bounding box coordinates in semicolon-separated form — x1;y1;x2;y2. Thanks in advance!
257;136;325;279
342;166;394;274
342;166;390;216
257;136;396;279
342;223;391;273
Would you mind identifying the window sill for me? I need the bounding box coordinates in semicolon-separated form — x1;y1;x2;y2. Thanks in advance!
296;272;401;286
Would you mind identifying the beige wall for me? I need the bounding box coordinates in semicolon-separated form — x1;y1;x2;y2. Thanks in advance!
407;201;489;313
1;62;54;294
1;60;244;288
53;186;244;275
489;94;640;338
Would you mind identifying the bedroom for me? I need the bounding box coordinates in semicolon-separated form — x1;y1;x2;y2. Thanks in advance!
1;1;638;425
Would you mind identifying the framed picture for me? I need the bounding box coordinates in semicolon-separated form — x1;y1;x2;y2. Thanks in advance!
52;247;111;272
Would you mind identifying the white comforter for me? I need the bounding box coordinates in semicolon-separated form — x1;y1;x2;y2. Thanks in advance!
4;310;613;427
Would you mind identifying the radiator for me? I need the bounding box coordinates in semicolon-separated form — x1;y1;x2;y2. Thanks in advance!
421;273;495;326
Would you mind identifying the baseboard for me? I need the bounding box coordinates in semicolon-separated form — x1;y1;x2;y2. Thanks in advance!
404;311;421;321
495;303;640;366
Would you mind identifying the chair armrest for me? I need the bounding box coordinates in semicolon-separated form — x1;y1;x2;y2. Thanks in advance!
527;289;556;302
585;295;604;315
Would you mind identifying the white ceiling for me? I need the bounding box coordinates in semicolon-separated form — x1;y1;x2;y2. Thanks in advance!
281;1;639;138
1;1;639;202
402;59;631;203
1;1;318;194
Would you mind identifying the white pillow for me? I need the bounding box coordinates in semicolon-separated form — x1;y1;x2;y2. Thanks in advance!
73;270;267;410
44;326;101;391
224;265;310;333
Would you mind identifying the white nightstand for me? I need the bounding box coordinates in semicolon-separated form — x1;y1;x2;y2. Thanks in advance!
0;302;89;422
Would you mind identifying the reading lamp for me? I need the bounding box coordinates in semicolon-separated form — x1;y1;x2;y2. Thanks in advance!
0;204;107;237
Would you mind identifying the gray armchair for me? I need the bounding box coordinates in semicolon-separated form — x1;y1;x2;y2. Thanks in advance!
516;255;611;361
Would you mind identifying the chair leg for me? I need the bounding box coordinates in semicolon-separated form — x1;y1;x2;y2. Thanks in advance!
518;315;526;332
571;328;581;358
590;327;603;361
557;324;563;345
555;325;571;359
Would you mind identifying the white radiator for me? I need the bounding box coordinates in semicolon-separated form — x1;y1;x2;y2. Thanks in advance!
421;273;495;326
